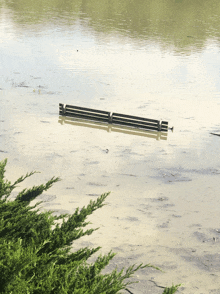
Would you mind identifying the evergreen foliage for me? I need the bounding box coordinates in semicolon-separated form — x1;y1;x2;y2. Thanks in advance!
0;159;179;293
162;284;181;294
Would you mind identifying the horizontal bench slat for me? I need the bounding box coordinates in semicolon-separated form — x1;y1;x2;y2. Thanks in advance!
112;117;159;127
61;112;109;122
66;104;109;115
113;112;159;123
64;109;109;119
112;120;160;131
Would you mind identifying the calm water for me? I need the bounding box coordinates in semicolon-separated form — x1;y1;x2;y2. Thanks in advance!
1;1;220;293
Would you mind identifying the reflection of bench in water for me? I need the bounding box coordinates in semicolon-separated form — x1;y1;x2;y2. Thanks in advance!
59;103;168;132
58;116;168;140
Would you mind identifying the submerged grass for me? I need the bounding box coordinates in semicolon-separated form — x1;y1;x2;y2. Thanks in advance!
0;158;180;293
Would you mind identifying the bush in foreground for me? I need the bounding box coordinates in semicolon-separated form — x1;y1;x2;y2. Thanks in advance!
0;159;179;293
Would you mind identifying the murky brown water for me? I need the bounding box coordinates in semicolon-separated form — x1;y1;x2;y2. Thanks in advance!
1;1;220;293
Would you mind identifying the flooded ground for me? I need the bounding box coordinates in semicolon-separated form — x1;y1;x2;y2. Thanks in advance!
1;1;220;293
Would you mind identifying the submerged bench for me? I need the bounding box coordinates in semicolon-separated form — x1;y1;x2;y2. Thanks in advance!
59;103;168;132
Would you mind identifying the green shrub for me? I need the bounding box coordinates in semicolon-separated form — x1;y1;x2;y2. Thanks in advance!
0;159;179;293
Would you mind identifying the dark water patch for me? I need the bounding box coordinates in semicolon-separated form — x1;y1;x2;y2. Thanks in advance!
160;261;178;270
145;197;175;210
85;161;99;165
161;203;175;208
169;247;220;272
161;167;220;176
52;209;70;216
193;231;210;243
189;223;202;227
13;132;22;135
126;216;139;222
213;228;220;234
184;253;220;272
158;221;169;228
152;172;192;184
150;197;169;202
193;231;219;244
38;85;48;89
45;153;63;159
112;246;123;252
77;241;94;247
37;194;57;202
120;173;137;177
16;82;29;88
44;202;61;206
209;289;220;294
87;182;107;186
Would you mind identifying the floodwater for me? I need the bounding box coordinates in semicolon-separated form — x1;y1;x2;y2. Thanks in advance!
1;0;220;293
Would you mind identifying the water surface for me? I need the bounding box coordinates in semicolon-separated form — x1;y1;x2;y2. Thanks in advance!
1;1;220;292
